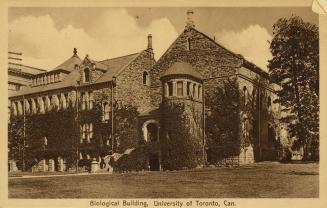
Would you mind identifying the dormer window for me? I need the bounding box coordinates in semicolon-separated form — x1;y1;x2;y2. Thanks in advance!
83;68;90;83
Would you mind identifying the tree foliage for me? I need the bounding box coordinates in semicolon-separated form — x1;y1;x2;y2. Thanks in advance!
268;15;319;160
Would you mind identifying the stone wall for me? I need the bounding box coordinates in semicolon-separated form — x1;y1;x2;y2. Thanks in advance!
115;49;156;114
150;27;243;107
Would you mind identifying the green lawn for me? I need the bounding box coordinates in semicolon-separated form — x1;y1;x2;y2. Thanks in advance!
8;162;319;198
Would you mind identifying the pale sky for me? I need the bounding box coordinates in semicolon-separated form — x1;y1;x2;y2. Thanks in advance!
8;7;318;71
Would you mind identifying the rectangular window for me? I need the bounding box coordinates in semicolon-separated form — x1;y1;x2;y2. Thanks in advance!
168;82;173;96
177;81;183;96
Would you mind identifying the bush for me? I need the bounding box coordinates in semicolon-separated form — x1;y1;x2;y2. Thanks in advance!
111;146;149;172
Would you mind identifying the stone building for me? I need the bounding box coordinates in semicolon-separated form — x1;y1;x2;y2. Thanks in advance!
8;10;283;172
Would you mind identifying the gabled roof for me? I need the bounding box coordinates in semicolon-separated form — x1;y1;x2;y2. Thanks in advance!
81;56;109;71
95;53;140;83
190;27;269;78
9;52;142;98
53;55;82;72
161;61;203;80
155;27;268;79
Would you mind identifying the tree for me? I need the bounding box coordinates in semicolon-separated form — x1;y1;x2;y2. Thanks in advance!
268;15;319;161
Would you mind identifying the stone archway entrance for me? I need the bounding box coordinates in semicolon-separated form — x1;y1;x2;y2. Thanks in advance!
142;119;159;142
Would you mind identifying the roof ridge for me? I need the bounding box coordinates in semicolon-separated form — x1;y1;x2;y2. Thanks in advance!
8;63;46;71
99;52;140;63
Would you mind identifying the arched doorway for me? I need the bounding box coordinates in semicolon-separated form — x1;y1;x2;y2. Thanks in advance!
142;119;159;142
149;153;160;171
147;123;158;142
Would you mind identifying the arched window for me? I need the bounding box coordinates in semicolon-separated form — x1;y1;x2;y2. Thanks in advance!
243;86;248;106
89;123;93;142
89;92;94;110
143;71;150;86
186;38;191;51
103;102;110;122
81;92;86;110
84;68;90;83
31;99;37;114
11;102;17;116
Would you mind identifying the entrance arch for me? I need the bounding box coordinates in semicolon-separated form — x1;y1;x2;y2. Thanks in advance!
142;119;159;142
149;153;160;171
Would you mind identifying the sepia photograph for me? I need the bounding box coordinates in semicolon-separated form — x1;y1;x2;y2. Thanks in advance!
2;1;324;204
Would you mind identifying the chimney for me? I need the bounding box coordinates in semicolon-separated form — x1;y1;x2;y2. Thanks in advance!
147;34;153;50
73;48;78;57
186;9;195;29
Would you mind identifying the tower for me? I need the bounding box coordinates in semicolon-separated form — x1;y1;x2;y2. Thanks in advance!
160;61;204;170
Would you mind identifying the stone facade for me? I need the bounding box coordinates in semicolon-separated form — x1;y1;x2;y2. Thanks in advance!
8;13;283;172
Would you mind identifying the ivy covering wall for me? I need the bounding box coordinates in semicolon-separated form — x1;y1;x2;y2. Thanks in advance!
160;101;204;170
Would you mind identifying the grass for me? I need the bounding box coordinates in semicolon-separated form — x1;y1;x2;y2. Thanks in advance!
8;162;319;198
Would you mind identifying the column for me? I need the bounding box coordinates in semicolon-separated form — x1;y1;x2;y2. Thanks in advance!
58;157;64;172
199;85;203;101
48;159;55;172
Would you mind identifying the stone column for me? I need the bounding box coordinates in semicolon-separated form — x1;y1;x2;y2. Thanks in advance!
39;159;47;172
199;85;203;101
58;157;64;172
48;159;55;172
9;160;18;172
91;158;99;173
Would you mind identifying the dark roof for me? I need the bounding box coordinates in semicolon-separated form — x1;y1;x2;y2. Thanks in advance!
10;70;80;98
53;55;82;72
95;53;140;83
9;52;141;98
8;63;46;75
161;61;203;80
